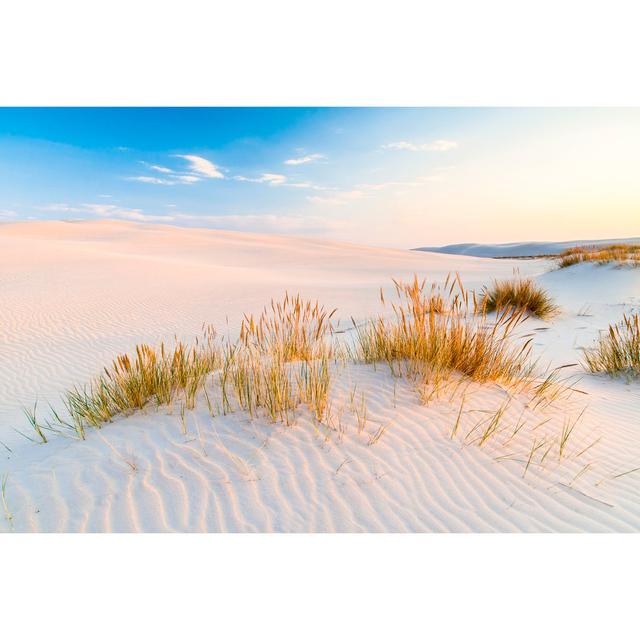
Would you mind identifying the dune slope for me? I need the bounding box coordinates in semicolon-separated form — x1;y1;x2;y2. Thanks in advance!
1;220;639;532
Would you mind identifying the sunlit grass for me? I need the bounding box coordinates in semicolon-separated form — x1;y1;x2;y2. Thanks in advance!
24;277;589;470
352;274;535;387
58;326;220;436
239;293;336;361
583;313;640;376
482;278;558;319
558;243;640;268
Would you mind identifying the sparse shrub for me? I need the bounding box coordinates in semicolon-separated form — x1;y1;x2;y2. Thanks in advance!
482;278;558;319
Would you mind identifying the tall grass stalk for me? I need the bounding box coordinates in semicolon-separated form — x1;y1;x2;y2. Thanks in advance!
353;275;535;387
583;313;640;376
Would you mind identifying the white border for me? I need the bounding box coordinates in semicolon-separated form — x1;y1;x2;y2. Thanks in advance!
1;2;638;637
2;534;639;639
1;0;640;106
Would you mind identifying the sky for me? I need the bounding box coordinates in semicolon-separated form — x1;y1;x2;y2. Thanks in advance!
0;107;638;247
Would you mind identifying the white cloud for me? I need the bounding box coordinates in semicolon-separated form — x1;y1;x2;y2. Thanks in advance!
381;139;458;152
36;201;347;236
284;153;326;165
174;154;224;178
234;173;287;185
0;209;17;220
174;175;201;184
149;164;173;174
126;173;202;185
234;174;328;190
260;173;287;185
127;176;175;185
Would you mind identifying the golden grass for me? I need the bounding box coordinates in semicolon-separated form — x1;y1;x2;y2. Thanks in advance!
58;326;220;438
481;278;558;319
558;243;640;268
583;313;640;376
26;278;575;450
239;293;336;361
352;275;535;387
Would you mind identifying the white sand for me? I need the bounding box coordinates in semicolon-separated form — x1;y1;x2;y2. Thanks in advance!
1;220;639;532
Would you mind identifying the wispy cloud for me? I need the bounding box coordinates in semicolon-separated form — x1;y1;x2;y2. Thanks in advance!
284;153;325;165
147;163;173;174
174;154;224;178
174;175;201;184
0;209;17;220
381;139;458;152
42;202;346;235
127;157;219;185
234;173;288;185
234;173;327;190
127;176;175;185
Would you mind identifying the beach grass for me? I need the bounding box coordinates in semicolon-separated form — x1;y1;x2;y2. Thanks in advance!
352;275;535;386
583;313;640;376
482;278;558;319
26;276;582;453
558;243;640;268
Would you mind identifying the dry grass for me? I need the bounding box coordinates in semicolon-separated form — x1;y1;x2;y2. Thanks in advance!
26;279;575;453
54;326;220;437
482;278;558;319
353;275;535;387
239;293;336;361
558;244;640;268
583;313;640;376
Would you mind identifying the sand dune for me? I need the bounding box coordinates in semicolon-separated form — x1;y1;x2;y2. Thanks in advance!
1;220;639;532
415;236;640;258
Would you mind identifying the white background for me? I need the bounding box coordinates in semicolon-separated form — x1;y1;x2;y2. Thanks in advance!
1;1;639;638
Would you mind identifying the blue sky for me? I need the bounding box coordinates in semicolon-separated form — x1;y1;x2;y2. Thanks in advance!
1;108;638;246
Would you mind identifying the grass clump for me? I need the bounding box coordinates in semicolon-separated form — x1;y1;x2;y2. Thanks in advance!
60;326;220;435
353;274;535;387
583;313;640;376
558;244;640;268
482;278;557;319
240;293;336;361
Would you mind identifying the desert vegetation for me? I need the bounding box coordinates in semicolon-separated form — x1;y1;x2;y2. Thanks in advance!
583;313;640;376
21;327;220;442
352;275;536;385
22;274;588;473
557;244;640;268
481;278;558;319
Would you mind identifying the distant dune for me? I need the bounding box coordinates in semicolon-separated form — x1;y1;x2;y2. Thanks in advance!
414;236;640;258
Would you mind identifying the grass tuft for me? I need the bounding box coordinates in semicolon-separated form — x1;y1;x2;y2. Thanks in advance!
482;278;558;319
583;313;640;376
353;274;535;386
